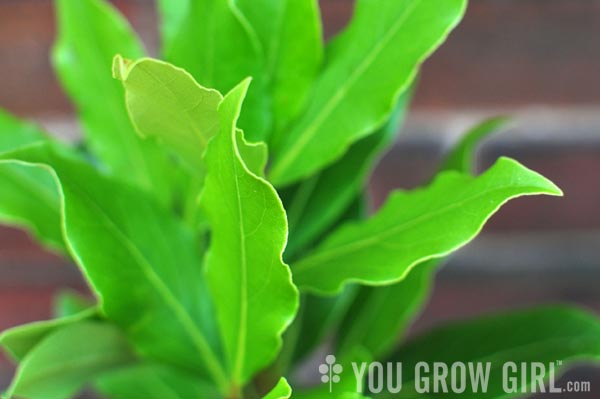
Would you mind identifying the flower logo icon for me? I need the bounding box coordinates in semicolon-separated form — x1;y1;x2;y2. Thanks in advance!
319;355;343;393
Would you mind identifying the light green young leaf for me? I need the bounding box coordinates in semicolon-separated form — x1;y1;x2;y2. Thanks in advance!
269;0;467;186
384;306;600;398
442;116;510;174
4;322;135;399
0;110;64;251
263;377;292;399
284;89;412;258
336;261;434;359
202;80;299;386
293;157;562;294
166;0;270;141
53;0;173;202
237;0;323;134
0;143;228;392
95;363;219;399
0;308;96;361
113;56;223;174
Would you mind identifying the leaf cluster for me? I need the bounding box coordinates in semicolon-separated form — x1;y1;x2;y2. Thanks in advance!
0;1;597;399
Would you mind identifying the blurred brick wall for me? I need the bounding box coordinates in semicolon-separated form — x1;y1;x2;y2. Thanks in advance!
1;0;598;230
1;1;599;396
2;1;600;116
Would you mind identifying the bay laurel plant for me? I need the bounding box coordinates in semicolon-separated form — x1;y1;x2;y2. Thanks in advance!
0;0;599;398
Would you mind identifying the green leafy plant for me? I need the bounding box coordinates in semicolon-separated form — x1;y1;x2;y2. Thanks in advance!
0;1;598;398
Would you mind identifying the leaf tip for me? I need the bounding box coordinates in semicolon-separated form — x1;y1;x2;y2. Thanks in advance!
498;156;564;197
547;180;564;197
236;77;253;97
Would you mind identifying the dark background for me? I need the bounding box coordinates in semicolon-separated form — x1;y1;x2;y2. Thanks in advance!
0;0;599;397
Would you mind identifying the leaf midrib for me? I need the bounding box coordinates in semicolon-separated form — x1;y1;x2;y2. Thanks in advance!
295;183;548;272
62;176;227;386
272;0;421;178
231;137;248;384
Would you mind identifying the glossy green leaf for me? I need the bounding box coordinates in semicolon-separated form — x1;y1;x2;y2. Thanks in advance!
441;116;510;174
285;197;368;365
237;0;323;134
4;322;135;399
263;377;292;399
156;0;189;51
292;287;359;364
0;308;96;361
52;290;94;318
0;111;64;251
201;80;298;386
336;261;434;359
165;0;269;141
284;88;412;258
335;118;509;362
236;129;268;177
293;158;562;294
269;0;467;186
0;143;228;391
95;363;218;399
0;111;47;152
113;54;226;228
383;306;600;398
0;161;64;251
53;0;172;202
113;56;223;174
